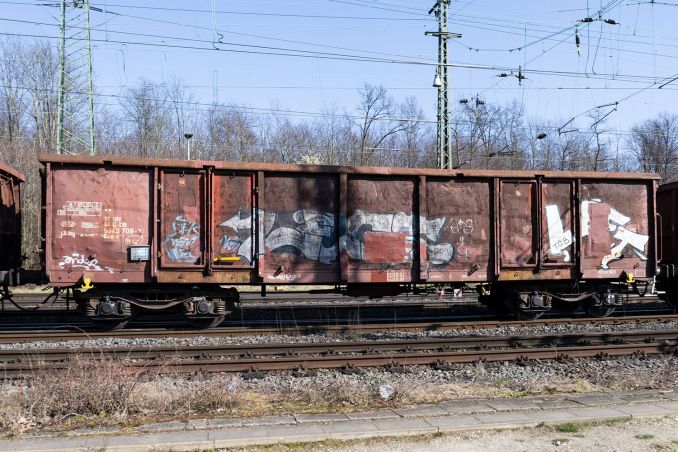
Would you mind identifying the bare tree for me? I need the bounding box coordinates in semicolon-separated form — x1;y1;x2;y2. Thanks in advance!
204;104;258;162
166;77;198;159
309;105;352;165
348;84;408;166
0;38;28;145
121;79;172;158
23;41;59;153
395;96;432;168
629;112;678;181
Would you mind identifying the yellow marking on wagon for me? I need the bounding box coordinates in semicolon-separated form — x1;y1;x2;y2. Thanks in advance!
81;275;94;291
214;257;240;262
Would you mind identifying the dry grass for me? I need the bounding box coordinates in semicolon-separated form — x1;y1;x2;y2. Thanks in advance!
1;354;676;436
268;378;405;414
0;355;245;435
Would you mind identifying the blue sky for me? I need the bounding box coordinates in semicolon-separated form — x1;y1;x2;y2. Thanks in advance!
2;0;678;137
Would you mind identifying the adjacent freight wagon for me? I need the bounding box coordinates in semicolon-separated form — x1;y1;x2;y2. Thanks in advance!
0;162;24;291
40;154;660;327
657;181;678;311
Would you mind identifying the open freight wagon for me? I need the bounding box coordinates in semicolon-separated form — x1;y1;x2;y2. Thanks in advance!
0;162;24;291
657;181;678;311
40;154;660;327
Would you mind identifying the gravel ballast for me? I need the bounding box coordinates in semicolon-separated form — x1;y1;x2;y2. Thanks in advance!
0;320;675;350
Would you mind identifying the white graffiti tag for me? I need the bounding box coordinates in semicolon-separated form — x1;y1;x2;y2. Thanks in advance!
58;253;114;273
545;204;574;262
164;215;200;263
580;199;649;269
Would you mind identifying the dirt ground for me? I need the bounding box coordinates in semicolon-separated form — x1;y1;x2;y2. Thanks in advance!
252;416;678;452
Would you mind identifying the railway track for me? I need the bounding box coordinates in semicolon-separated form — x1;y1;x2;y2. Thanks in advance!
1;329;675;377
0;314;676;344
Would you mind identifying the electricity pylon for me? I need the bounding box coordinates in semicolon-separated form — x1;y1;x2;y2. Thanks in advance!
426;1;461;170
56;0;96;155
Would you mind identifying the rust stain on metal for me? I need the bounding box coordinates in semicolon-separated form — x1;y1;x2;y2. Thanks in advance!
500;181;536;267
363;232;409;263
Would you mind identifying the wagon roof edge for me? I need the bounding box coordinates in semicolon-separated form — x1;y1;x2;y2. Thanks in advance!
658;180;678;191
0;161;26;182
37;154;661;180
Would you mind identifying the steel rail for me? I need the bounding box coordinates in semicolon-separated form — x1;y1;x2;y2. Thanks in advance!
1;342;674;377
0;330;675;377
0;314;676;344
0;330;676;364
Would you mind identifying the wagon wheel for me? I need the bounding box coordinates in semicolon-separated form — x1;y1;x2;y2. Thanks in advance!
584;305;616;317
187;314;226;330
665;293;678;314
92;317;132;330
584;294;616;318
514;309;544;321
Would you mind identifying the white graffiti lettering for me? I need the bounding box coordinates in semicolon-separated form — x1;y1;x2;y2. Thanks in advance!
58;253;114;273
448;218;474;235
545;204;573;262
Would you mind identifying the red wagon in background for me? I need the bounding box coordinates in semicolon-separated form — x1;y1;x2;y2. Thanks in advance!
0;162;24;291
657;181;678;311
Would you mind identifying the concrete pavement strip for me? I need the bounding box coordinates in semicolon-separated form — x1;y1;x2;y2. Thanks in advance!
0;389;676;451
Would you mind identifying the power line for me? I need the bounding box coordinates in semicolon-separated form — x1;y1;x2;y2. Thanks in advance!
1;26;674;87
0;87;647;136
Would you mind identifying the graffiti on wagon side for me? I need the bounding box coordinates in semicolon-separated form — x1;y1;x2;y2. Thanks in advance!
581;199;649;269
58;253;114;273
164;215;201;263
217;209;338;264
340;210;458;266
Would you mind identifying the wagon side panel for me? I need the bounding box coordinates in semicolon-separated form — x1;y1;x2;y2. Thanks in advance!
0;165;23;273
344;176;416;283
657;183;678;265
261;172;340;284
46;164;153;286
425;178;491;282
580;181;654;279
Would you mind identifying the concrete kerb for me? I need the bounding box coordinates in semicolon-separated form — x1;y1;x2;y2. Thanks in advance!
0;389;676;451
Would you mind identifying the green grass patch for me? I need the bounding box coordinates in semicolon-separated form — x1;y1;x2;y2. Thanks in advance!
635;434;655;440
555;423;581;433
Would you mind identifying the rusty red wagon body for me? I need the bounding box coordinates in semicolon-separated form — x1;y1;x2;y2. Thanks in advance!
40;154;660;324
0;162;24;288
657;181;678;310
